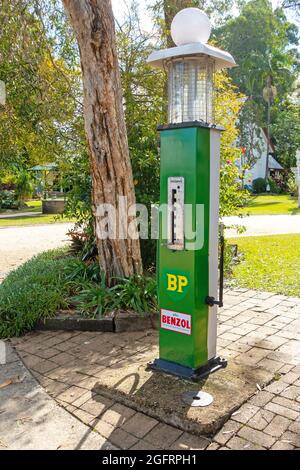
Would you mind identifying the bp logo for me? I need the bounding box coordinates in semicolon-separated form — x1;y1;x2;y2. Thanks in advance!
161;269;190;300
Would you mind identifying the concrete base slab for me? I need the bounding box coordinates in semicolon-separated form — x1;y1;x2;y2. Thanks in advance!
91;357;273;436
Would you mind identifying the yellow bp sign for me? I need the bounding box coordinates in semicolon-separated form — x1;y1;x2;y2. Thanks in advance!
161;269;190;301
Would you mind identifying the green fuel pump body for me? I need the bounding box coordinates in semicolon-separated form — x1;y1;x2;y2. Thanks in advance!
149;122;227;380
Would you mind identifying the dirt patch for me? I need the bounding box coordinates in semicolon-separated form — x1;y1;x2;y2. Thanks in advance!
90;353;273;436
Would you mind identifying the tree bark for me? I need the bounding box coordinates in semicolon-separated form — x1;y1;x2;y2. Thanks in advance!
63;0;142;285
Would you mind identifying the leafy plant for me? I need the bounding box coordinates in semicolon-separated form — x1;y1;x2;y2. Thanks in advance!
287;175;298;197
252;177;266;194
14;170;33;206
0;190;17;209
73;274;157;319
0;249;76;338
267;177;281;194
64;258;101;285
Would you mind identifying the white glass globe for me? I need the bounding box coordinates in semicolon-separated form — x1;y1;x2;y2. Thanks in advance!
171;8;212;46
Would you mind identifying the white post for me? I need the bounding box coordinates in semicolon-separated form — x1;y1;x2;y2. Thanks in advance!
296;151;300;208
0;81;6;106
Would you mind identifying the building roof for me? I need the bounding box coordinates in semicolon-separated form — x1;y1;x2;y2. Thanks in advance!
268;155;283;170
262;128;276;153
28;163;58;171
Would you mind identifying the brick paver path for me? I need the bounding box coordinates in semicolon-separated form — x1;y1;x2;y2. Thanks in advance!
10;289;300;450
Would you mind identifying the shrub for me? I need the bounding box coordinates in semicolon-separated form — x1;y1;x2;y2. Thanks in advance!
0;249;75;338
73;274;157;319
15;170;33;206
0;249;158;337
0;190;18;209
252;177;266;194
267;178;281;194
287;175;298;197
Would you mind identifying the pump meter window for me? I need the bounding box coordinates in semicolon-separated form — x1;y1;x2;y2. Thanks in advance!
167;177;184;251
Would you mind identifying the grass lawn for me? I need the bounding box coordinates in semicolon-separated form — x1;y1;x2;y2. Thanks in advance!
0;213;71;227
239;194;300;216
0;200;74;227
229;234;300;297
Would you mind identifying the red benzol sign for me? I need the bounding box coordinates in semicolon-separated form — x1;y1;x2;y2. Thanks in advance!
161;309;192;335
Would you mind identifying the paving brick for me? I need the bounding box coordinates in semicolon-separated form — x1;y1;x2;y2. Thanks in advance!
44;380;70;398
281;372;299;384
56;385;86;404
258;358;284;373
213;420;241;445
31;359;58;374
281;385;300;400
288;420;300;435
238;426;276;449
265;380;288;395
93;419;116;439
121;413;158;439
143;423;183;449
247;409;274;431
265;402;299;420
71;408;95;424
72;390;94;407
237;347;270;365
231;404;260;424
81;395;115;417
272;395;300;413
170;432;210;450
206;443;220;450
280;431;300;448
100;403;136;427
36;348;62;359
226;436;264;450
249;391;274;407
51;352;76;366
271;441;294;450
22;354;43;369
264;415;291;437
227;342;252;353
104;428;138;450
130;440;160;450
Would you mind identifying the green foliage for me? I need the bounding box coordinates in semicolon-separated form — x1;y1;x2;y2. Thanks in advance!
216;0;299;114
267;177;281;194
216;0;299;171
0;0;84;173
0;190;17;210
0;249;157;337
15;170;33;205
287;174;298;196
64;258;101;285
0;249;74;338
272;101;300;169
73;275;157;319
252;177;267;193
215;73;250;216
229;234;300;296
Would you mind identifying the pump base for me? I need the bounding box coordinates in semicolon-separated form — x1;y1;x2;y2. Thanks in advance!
147;357;227;382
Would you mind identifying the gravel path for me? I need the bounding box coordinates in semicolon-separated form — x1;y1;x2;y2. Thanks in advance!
223;214;300;238
0;223;73;281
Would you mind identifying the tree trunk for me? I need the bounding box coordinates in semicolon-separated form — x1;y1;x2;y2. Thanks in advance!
63;0;142;285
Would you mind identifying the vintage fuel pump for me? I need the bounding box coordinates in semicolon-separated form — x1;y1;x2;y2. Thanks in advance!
147;8;236;380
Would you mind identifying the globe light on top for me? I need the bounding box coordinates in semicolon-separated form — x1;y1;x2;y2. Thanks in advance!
171;8;212;46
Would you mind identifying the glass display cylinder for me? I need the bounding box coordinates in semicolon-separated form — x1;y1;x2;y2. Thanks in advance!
167;57;215;124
